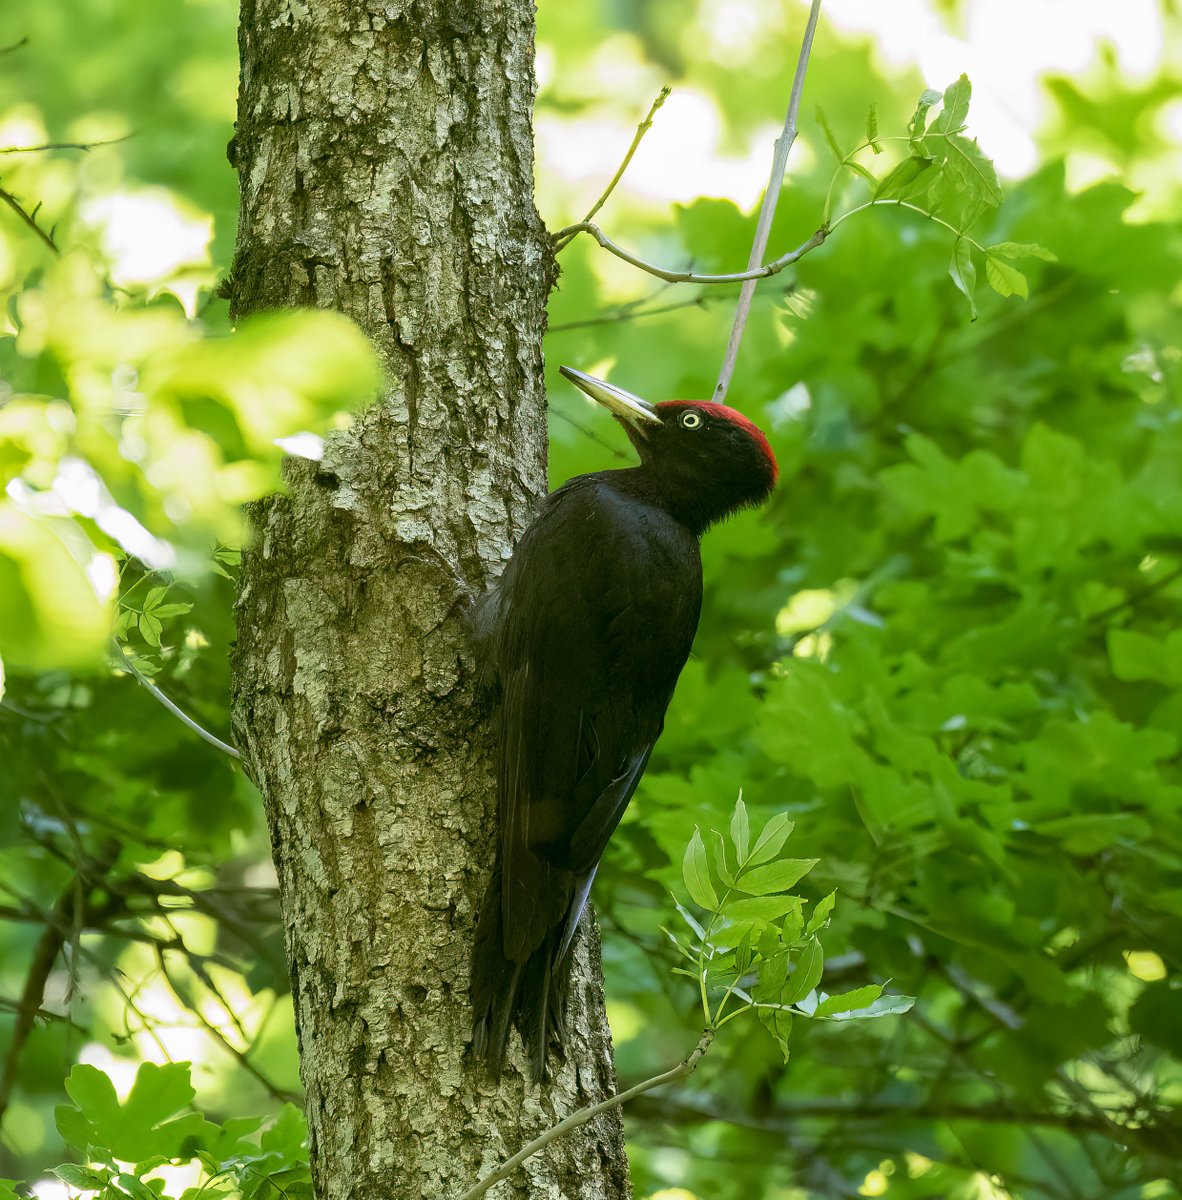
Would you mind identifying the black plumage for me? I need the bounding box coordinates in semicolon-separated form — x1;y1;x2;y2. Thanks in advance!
469;367;778;1079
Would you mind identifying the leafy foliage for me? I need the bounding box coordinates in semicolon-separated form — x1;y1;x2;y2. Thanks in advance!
668;795;913;1063
47;1061;311;1200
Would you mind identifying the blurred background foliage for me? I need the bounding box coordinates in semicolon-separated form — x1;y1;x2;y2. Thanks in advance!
1;1;1181;1199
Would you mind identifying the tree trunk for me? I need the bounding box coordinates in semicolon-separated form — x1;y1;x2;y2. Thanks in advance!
226;4;631;1198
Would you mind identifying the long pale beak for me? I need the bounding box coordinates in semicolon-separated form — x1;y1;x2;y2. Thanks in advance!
559;366;661;428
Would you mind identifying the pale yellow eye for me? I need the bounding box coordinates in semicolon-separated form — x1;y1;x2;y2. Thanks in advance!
680;410;703;430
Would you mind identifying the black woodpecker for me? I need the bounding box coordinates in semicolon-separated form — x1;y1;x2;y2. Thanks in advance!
469;366;778;1080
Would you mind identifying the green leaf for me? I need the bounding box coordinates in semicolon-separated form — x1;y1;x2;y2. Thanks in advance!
660;926;696;961
748;812;795;865
929;74;972;135
783;936;824;1004
874;156;934;200
735;858;818;896
987;241;1058;262
1108;629;1182;685
846;160;878;188
865;103;880;152
805;890;837;935
757;948;788;996
142;586;168;612
985;255;1029;299
815;104;843;162
116;1174;161;1200
757;1005;793;1060
815;983;884;1018
0;505;111;670
674;901;706;940
723;894;803;926
52;1165;111;1190
151;603;193;618
57;1062;215;1162
733;928;754;978
139;613;163;647
710;830;734;886
939;133;1003;208
682;828;718;910
831;993;916;1020
908;87;943;141
730;794;750;861
950;238;978;320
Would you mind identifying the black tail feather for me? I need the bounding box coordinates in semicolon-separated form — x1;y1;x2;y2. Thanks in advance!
469;862;575;1082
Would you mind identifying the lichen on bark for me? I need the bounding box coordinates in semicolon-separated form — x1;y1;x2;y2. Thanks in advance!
228;2;630;1196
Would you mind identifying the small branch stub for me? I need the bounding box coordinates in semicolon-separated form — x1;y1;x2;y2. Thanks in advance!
461;1028;716;1200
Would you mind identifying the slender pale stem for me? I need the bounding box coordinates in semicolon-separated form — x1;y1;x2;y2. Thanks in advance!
459;1029;716;1200
712;0;823;404
828;197;986;252
113;643;241;760
551;220;828;286
554;86;672;253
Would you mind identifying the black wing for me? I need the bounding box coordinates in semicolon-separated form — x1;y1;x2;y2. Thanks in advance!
470;475;702;1076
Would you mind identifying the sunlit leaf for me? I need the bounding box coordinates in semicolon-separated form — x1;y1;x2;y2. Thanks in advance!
908;87;944;141
949;238;978;320
730;793;750;861
783;936;824;1004
56;1062;216;1161
814;983;884;1018
805;890;837;935
734;858;818;896
985;255;1029;298
0;504;111;670
988;241;1058;262
681;829;718;910
929;74;972;135
747;812;795;865
815;105;843;163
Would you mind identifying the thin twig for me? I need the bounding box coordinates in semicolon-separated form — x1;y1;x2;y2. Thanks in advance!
550;295;708;333
1087;562;1182;625
155;946;298;1104
0;185;60;254
460;1029;715;1200
0;135;130;155
0;904;68;1130
549;281;798;334
113;643;241;760
552;220;828;286
550;407;631;461
554;86;672;253
634;1088;1130;1138
0;37;28;55
713;0;823;404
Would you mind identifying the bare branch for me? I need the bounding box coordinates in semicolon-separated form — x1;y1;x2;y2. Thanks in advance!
552;220;828;286
554;86;671;253
713;0;823;403
461;1029;714;1200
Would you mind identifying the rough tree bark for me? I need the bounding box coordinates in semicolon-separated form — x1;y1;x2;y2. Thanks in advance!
226;3;630;1198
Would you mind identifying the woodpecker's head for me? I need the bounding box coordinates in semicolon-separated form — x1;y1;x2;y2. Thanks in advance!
560;366;778;532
